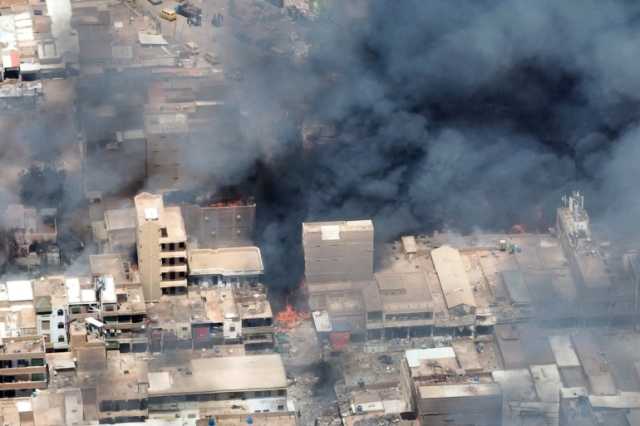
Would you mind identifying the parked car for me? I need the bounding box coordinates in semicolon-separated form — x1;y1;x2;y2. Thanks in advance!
204;52;220;65
148;0;162;5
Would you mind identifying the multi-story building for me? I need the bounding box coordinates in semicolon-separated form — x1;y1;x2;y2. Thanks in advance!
188;246;264;286
134;192;188;301
65;277;100;321
556;191;614;319
302;220;374;284
96;353;149;424
98;276;147;352
404;346;503;426
363;271;435;340
0;336;47;398
32;277;69;351
303;220;375;344
147;354;289;415
148;283;274;352
144;112;189;190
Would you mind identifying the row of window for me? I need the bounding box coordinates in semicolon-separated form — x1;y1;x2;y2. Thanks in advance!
0;373;45;383
161;256;186;266
161;271;187;281
147;389;286;405
367;311;433;321
0;358;45;369
99;399;147;412
160;242;186;252
103;315;145;323
161;287;187;296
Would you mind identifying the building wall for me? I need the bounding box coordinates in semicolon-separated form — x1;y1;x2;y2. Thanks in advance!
138;220;162;302
417;392;502;426
303;222;374;283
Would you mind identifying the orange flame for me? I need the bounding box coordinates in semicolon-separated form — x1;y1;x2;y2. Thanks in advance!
275;304;310;330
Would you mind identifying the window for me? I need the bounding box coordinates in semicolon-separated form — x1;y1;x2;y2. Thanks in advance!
57;322;65;329
70;306;81;314
57;309;64;316
32;373;45;382
277;405;284;410
229;326;235;332
57;336;65;343
41;320;50;331
31;358;44;366
160;227;168;238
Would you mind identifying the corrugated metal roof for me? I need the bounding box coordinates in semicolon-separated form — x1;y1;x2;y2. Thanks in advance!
502;270;531;305
548;335;580;368
431;245;476;309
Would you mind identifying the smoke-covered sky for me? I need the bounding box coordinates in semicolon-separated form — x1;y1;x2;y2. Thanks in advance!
6;0;640;287
227;0;640;286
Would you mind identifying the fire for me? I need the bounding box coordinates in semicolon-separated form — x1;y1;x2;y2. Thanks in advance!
275;304;310;330
209;199;245;207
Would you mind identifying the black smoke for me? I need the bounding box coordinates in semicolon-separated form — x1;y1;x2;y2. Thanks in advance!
241;0;640;288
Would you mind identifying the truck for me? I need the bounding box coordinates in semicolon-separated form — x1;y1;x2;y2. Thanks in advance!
175;2;202;26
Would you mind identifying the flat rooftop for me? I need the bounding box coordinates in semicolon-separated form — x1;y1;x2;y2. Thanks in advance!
548;335;580;368
148;354;287;396
418;383;501;399
0;335;45;356
134;193;186;241
302;220;373;242
374;271;432;314
134;192;164;225
104;207;136;231
189;247;264;277
89;253;137;285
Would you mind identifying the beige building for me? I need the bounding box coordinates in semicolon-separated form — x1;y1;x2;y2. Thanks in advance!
556;191;613;317
147;354;288;414
103;207;136;253
144;112;189;190
302;220;374;284
0;336;47;398
134;192;187;301
182;201;256;249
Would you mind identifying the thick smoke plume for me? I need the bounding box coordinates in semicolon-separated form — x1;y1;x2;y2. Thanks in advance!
240;0;640;287
7;0;640;289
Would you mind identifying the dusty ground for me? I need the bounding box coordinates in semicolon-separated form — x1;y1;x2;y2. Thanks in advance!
280;320;340;425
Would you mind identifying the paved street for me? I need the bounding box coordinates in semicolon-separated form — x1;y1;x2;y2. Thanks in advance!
133;0;228;63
